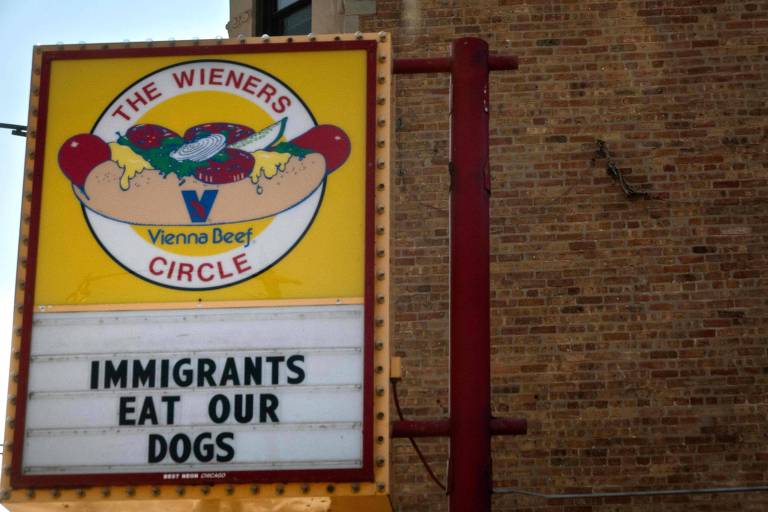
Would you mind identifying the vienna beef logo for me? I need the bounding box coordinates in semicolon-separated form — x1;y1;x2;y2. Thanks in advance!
57;60;351;289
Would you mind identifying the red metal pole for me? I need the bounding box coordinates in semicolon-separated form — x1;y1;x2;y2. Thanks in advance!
449;38;491;512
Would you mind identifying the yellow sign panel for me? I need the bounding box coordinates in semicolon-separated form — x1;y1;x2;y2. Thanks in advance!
35;46;368;305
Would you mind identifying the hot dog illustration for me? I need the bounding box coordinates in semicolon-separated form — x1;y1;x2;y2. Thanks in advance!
57;119;351;225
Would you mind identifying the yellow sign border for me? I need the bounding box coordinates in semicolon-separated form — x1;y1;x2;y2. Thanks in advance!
2;32;392;509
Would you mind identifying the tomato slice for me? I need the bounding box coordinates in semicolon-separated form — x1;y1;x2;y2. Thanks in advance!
193;149;255;184
125;124;180;150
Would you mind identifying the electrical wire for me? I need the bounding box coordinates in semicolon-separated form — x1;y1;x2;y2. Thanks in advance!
594;139;651;199
0;123;27;137
391;379;448;492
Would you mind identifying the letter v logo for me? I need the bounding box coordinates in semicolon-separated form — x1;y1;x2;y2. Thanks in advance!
181;190;218;223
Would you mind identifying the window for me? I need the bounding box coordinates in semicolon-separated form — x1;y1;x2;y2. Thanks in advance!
260;0;312;36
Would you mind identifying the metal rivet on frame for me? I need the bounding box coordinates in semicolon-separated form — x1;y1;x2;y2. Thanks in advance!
300;483;309;494
376;225;385;235
377;119;386;127
377;482;386;492
376;205;385;215
76;489;85;498
376;456;386;466
261;34;271;42
250;484;260;494
176;486;185;496
152;486;160;496
307;33;316;41
126;487;135;497
26;489;35;498
201;485;210;495
276;484;285;495
101;487;110;497
376;295;385;304
377;272;385;281
375;340;384;350
226;484;234;495
377;435;385;444
351;483;360;493
376;249;385;258
376;317;385;327
378;76;386;84
378;32;387;42
326;484;335;493
377;161;386;170
376;411;385;420
378;55;387;63
377;97;386;105
51;489;60;498
376;387;385;397
377;183;385;191
355;31;363;40
375;365;384;374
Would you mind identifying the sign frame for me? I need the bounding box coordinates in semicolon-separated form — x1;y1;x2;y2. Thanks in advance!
3;33;391;499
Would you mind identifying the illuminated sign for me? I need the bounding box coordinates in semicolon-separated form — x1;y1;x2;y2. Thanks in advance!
5;34;391;494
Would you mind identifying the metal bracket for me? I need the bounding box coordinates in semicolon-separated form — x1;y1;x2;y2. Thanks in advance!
0;123;27;137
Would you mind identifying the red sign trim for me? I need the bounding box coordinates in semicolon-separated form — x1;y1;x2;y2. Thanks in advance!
11;39;378;488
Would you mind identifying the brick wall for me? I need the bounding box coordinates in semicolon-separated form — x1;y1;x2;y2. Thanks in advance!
359;1;768;510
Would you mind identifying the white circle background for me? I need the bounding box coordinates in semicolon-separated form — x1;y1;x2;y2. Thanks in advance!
86;60;322;290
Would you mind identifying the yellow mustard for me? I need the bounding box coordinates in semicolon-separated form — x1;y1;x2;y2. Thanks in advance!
249;150;292;184
109;142;152;190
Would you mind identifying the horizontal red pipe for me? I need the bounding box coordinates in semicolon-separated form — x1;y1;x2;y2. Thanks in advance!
491;418;528;436
393;57;451;74
391;418;527;438
489;55;519;71
393;56;518;75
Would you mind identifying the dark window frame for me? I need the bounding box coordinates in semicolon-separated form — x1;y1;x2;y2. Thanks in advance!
256;0;312;36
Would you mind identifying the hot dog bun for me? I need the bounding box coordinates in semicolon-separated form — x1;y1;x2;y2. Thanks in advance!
74;153;326;226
